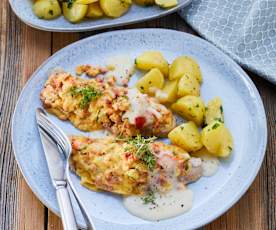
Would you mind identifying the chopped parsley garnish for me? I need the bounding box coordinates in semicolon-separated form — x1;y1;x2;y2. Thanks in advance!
48;10;53;15
70;86;101;109
228;146;233;151
214;117;224;123
118;135;157;170
212;123;220;129
141;190;156;204
66;0;75;8
220;105;223;113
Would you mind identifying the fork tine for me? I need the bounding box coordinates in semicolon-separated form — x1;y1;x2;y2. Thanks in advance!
36;108;72;157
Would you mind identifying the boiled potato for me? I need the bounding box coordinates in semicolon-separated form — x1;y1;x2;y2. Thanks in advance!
86;2;104;18
201;121;233;158
33;0;61;20
100;0;132;18
155;80;178;104
155;0;178;8
205;97;224;125
134;0;155;6
135;51;169;76
168;121;203;152
171;96;205;126
169;56;202;83
76;0;98;4
192;147;214;158
136;68;164;94
63;2;88;23
177;74;200;97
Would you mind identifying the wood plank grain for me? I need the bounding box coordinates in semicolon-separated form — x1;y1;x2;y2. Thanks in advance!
47;210;63;230
0;1;52;229
15;24;52;230
0;1;24;229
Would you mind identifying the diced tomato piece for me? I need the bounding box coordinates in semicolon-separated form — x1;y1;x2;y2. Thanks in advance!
135;116;146;129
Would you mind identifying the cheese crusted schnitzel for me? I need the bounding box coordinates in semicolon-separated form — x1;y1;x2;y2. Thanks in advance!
70;136;203;195
40;72;175;137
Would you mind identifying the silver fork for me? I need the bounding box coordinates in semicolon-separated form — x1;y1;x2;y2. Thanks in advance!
36;108;95;230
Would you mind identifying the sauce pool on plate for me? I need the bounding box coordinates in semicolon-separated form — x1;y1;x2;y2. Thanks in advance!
123;188;193;221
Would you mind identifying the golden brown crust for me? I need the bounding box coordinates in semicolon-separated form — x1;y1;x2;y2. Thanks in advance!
40;72;176;137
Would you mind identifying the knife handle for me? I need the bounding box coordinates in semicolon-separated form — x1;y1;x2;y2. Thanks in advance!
56;181;78;230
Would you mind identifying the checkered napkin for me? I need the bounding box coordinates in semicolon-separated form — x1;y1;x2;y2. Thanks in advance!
179;0;276;84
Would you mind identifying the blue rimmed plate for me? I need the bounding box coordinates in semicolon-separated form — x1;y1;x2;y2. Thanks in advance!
12;29;267;229
9;0;192;32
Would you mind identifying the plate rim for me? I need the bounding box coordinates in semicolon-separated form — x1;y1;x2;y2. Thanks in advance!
9;0;192;32
11;28;267;229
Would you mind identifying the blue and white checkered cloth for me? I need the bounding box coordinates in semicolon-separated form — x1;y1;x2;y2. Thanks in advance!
179;0;276;84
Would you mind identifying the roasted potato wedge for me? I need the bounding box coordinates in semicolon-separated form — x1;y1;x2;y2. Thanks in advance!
201;121;233;158
136;68;164;95
171;96;205;126
135;51;169;76
100;0;132;18
33;0;61;20
205;97;224;125
168;121;203;152
169;56;202;83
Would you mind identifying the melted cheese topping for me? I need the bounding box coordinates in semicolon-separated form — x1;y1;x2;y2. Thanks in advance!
105;55;135;86
123;88;165;127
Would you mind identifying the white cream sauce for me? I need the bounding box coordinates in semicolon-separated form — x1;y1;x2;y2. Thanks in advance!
123;188;193;221
105;55;135;86
200;154;220;177
123;88;161;126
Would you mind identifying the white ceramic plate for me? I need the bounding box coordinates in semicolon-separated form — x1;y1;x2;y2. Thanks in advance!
9;0;191;32
12;29;267;229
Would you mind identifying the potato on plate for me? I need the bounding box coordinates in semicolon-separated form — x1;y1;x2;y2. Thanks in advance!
169;56;202;83
155;0;178;8
134;0;155;6
177;74;200;97
100;0;132;18
168;121;203;152
75;0;98;4
86;2;104;18
201;121;233;158
33;0;61;20
135;51;169;76
136;68;164;95
171;96;205;126
63;2;88;23
155;80;178;104
205;97;224;125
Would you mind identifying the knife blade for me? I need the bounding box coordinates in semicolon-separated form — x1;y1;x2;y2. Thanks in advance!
36;110;78;230
37;126;65;186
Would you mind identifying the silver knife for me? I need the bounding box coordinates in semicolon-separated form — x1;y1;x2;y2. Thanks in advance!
36;114;78;230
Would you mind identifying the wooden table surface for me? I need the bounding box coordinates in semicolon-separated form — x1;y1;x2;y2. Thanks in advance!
0;1;275;229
